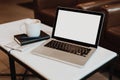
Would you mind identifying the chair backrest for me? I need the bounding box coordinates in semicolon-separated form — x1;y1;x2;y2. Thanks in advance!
101;3;120;27
76;0;119;10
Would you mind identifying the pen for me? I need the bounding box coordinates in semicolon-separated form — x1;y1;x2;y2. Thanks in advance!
4;45;22;52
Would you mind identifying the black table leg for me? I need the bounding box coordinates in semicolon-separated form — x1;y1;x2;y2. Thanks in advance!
9;56;16;80
109;65;112;80
108;57;117;80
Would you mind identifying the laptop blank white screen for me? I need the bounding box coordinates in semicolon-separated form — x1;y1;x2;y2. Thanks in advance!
54;9;101;45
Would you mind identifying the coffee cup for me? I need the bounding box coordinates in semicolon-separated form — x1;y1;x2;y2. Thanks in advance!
23;19;41;37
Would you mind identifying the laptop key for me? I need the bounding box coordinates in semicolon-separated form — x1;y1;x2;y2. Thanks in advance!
45;40;91;57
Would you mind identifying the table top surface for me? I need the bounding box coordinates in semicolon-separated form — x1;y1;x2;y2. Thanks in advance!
0;18;117;80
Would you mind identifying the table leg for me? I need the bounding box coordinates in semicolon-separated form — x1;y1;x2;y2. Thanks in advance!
109;66;112;80
9;56;16;80
108;57;117;80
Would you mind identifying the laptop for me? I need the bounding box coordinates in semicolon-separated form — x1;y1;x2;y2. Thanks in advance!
32;7;104;67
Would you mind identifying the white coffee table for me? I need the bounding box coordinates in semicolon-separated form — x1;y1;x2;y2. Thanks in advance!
0;18;117;80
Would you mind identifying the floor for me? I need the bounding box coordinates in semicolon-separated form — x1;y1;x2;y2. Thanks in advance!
0;0;119;80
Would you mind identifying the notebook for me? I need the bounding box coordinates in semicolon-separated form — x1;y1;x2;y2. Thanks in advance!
14;30;50;45
32;7;104;67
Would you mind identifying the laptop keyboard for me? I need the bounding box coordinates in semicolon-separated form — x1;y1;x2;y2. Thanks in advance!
45;40;91;57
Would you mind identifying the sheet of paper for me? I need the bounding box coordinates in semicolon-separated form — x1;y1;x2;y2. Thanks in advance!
3;40;45;53
4;41;29;52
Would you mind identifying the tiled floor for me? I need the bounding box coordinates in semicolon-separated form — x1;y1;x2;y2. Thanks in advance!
0;0;119;80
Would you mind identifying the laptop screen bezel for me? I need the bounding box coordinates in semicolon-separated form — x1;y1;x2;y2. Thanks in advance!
52;7;104;48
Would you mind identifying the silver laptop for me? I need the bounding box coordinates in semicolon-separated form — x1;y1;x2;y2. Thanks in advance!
32;7;104;67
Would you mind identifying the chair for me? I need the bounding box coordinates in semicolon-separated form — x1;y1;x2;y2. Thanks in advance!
33;0;119;27
99;3;120;53
33;0;100;27
99;3;120;72
76;0;119;10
